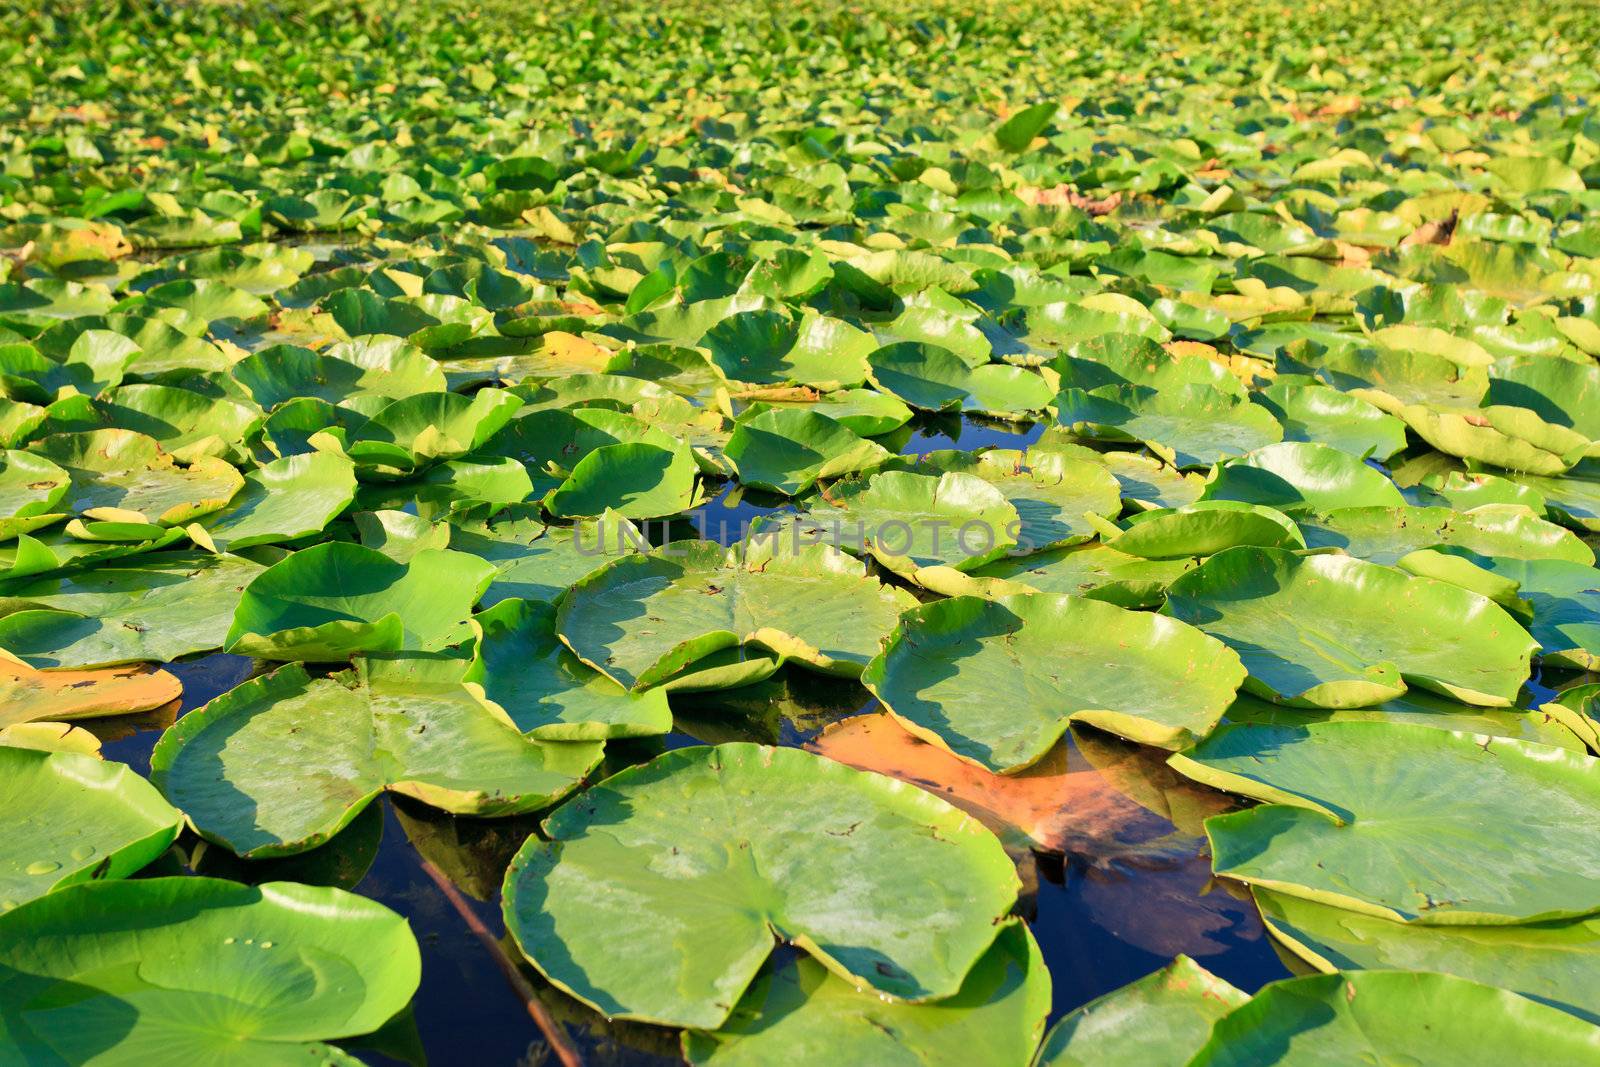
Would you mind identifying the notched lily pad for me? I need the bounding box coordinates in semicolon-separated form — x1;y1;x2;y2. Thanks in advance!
863;593;1244;771
502;743;1019;1028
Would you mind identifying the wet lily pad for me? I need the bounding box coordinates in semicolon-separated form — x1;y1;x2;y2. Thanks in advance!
502;743;1019;1028
0;746;182;910
0;876;421;1062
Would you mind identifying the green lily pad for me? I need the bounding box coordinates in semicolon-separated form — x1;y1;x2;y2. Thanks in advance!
1300;504;1593;565
0;746;181;911
683;920;1049;1067
502;743;1019;1028
740;388;913;438
33;429;243;525
0;876;421;1062
224;542;495;661
863;592;1244;770
951;542;1198;607
1192;971;1600;1066
1200;442;1405;514
191;451;357;553
343;388;522;475
93;384;259;463
897;448;1123;551
1033;955;1247;1067
1487;355;1600;440
1540;683;1600;752
1171;721;1600;922
467;598;671;740
233;338;446;410
1164;546;1536;707
0;450;69;541
0;552;263;667
724;407;890;496
1223;689;1586;752
868;342;1053;420
556;538;916;690
151;657;603;856
1251;380;1408;460
699;310;876;388
1104;501;1303;561
1054;384;1283;468
1255;888;1600;1025
1453;556;1600;669
797;469;1021;579
446;506;643;607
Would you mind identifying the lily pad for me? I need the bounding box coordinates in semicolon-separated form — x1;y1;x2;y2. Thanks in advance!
0;876;421;1062
1054;384;1283;468
1200;442;1405;514
949;542;1198;607
699;310;876;388
223;542;495;661
868;342;1053;420
190;451;357;553
898;448;1123;551
501;743;1019;1028
864;593;1244;770
797;469;1021;579
33;429;243;526
556;538;916;690
446;506;644;607
1299;504;1593;565
467;598;672;740
0;552;263;667
0;450;70;541
724;407;890;496
1034;955;1247;1067
1171;720;1600;922
1164;547;1536;707
151;657;603;856
0;659;180;727
1255;888;1600;1025
683;921;1049;1067
1106;501;1304;560
1192;971;1600;1066
0;746;182;910
1251;380;1407;460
